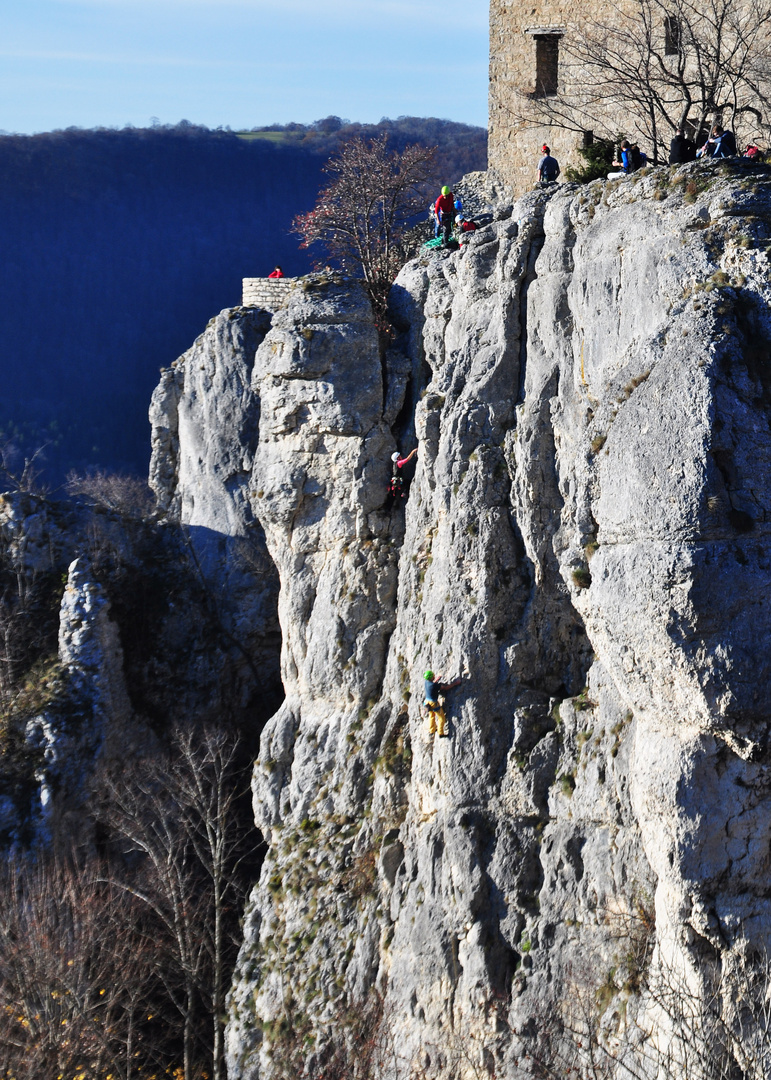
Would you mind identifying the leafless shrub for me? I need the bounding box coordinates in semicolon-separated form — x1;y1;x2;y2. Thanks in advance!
229;531;277;579
0;441;50;498
0;847;162;1080
0;513;61;716
66;469;156;519
522;933;771;1080
265;989;402;1080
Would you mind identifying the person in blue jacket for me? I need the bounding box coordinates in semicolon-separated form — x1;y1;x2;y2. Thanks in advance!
707;124;737;157
537;145;560;183
609;140;647;177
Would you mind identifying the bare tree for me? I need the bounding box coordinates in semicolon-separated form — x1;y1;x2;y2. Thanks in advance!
0;501;60;714
0;848;160;1080
513;0;771;161
293;135;436;318
99;725;254;1080
520;944;771;1080
0;727;252;1080
0;440;50;498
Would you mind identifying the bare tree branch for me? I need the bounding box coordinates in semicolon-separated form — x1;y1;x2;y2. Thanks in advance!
505;0;771;162
293;135;436;320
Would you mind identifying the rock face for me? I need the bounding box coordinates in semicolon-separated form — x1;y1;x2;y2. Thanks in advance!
149;306;282;720
0;474;282;844
24;558;143;837
144;162;771;1077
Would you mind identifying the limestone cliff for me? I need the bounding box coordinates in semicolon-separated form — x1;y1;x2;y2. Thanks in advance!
147;160;771;1079
0;470;281;842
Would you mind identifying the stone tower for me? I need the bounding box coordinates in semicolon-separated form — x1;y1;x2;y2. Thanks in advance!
489;0;638;194
489;0;768;195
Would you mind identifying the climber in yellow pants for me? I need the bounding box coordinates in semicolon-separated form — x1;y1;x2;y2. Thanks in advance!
424;670;462;738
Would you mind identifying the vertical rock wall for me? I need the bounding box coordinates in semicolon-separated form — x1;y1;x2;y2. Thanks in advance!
149;306;282;721
146;164;771;1078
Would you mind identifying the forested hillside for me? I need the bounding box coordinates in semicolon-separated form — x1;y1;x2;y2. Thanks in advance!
0;118;486;482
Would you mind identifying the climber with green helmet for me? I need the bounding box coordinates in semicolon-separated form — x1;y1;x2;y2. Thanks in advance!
434;186;457;247
423;669;462;737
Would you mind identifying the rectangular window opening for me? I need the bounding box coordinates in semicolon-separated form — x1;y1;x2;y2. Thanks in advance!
665;16;681;55
534;34;560;97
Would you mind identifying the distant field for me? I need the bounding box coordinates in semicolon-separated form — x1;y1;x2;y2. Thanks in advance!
236;131;293;143
235;130;335;149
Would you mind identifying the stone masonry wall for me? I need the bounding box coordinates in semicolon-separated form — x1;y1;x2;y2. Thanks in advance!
489;0;766;196
242;277;296;311
488;0;629;196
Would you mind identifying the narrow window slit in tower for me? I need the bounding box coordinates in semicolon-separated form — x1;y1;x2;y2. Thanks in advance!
665;16;681;55
534;34;560;97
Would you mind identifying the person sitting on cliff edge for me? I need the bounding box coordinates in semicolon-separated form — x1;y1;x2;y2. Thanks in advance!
669;127;696;164
707;124;737;158
424;670;462;738
609;139;648;177
608;140;632;177
456;215;478;248
268;265;284;279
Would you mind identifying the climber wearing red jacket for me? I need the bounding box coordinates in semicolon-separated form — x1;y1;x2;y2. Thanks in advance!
268;266;284;279
434;186;456;245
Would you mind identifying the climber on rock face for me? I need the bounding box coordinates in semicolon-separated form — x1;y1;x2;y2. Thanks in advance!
387;447;418;508
424;670;462;738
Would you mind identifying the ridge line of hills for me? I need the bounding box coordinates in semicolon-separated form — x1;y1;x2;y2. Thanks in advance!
0;117;486;483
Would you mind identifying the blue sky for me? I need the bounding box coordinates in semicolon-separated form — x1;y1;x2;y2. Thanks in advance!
0;0;489;133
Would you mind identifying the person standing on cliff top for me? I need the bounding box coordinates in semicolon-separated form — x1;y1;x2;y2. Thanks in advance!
434;186;456;246
424;670;462;738
268;265;284;279
537;145;560;184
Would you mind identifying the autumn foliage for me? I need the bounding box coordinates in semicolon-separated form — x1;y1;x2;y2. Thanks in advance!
293;135;436;317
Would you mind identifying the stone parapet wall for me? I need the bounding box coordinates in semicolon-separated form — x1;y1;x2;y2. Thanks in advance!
242;278;296;311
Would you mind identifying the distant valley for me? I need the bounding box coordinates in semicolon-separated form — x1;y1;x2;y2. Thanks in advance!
0;118;486;483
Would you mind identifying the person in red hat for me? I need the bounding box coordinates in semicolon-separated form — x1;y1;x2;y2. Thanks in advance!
537;145;560;184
